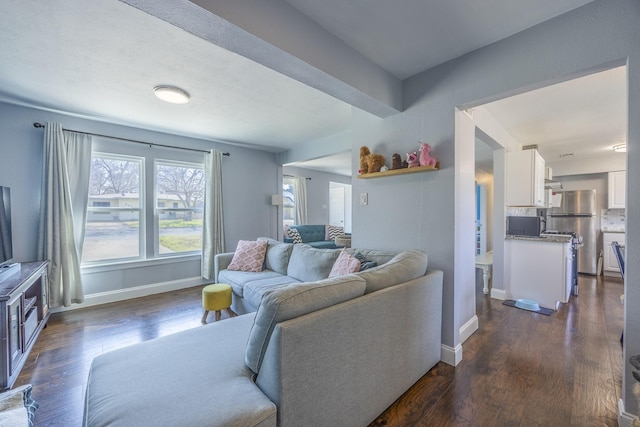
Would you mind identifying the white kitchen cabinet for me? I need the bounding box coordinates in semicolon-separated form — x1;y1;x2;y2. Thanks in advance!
506;149;545;207
505;237;573;309
603;232;625;274
608;171;626;208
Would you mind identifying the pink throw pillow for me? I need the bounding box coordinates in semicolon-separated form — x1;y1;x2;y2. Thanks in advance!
328;249;361;278
227;240;268;272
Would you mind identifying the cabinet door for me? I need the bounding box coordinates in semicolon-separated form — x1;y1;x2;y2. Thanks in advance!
506;149;546;207
7;296;23;376
608;171;626;208
603;233;625;273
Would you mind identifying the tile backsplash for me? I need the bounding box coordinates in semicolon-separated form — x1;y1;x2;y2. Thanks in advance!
601;208;625;232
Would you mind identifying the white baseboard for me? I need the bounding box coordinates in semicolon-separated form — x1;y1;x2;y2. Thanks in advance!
51;277;206;312
459;315;478;344
618;399;638;427
490;288;507;300
441;343;463;367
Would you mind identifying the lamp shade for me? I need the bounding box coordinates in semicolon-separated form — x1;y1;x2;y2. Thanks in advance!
271;194;283;206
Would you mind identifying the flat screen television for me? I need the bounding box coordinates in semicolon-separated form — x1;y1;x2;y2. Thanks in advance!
0;186;13;266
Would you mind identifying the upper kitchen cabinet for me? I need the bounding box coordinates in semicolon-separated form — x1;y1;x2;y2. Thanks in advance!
608;170;626;208
506;149;545;207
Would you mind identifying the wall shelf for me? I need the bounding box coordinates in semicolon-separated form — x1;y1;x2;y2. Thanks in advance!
357;163;439;179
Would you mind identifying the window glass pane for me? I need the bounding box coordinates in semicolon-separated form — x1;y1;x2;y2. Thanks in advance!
155;162;204;255
283;177;296;227
157;210;203;254
83;155;142;263
82;212;140;262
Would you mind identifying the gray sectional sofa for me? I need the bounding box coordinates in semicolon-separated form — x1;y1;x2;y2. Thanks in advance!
83;239;443;427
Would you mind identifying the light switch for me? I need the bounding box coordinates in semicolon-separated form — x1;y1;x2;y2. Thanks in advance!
360;193;368;205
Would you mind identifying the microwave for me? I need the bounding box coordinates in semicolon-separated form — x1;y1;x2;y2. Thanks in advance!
506;216;542;237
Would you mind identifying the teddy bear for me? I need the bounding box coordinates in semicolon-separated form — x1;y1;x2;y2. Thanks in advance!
406;151;420;168
359;146;386;174
391;153;403;170
419;142;437;167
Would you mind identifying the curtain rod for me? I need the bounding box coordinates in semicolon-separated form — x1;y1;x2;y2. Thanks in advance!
33;122;230;156
284;174;311;180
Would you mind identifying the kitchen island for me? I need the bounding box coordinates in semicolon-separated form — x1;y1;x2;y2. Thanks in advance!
505;235;575;310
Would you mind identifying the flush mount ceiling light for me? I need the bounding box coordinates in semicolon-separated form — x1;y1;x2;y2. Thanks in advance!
613;143;627;153
153;85;190;104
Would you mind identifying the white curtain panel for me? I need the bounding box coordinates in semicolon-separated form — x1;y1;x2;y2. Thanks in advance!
202;149;225;280
38;123;92;307
294;176;308;225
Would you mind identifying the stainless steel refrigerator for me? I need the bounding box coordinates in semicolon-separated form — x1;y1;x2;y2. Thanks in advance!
547;189;597;274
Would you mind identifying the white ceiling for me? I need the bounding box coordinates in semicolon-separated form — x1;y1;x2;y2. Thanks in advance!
1;0;617;176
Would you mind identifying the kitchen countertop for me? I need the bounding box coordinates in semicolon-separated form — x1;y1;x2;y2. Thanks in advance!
505;235;573;243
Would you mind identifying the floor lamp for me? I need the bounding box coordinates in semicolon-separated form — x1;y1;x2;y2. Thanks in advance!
271;194;283;240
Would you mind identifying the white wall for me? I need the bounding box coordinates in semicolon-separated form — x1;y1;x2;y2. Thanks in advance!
350;0;640;414
282;165;351;226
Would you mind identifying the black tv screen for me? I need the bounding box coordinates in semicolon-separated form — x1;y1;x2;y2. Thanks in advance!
0;186;13;265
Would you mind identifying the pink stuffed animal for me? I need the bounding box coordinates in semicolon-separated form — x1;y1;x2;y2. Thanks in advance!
406;151;420;168
419;142;437;167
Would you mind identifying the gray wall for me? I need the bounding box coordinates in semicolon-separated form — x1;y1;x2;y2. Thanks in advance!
350;0;640;412
283;165;351;226
0;101;279;295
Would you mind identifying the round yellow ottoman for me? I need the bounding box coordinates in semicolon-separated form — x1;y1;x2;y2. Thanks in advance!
201;283;235;324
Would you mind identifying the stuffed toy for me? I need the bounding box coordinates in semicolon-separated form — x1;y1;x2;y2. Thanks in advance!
391;153;403;170
359;146;386;174
406;151;420;168
419;142;437;167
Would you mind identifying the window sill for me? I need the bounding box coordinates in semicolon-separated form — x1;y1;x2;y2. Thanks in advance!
81;254;201;274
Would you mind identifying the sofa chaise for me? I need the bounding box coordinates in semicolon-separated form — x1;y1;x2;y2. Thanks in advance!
83;239;443;427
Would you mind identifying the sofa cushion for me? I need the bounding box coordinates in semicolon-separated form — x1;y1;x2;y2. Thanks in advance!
85;314;277;427
227;240;268;272
307;240;338;249
355;250;428;294
329;249;361;278
326;224;345;240
287;244;340;282
288;228;303;244
258;237;294;275
243;276;302;309
245;275;366;373
218;270;285;297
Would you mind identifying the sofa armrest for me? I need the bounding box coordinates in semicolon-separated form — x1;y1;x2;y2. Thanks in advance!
214;252;235;283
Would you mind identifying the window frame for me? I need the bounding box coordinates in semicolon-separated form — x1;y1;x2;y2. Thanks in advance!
81;139;205;269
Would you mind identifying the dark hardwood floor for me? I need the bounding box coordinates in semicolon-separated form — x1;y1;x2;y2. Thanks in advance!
16;273;624;426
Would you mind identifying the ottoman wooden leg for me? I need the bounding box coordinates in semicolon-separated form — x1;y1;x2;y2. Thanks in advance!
215;310;222;321
201;310;209;325
226;308;236;318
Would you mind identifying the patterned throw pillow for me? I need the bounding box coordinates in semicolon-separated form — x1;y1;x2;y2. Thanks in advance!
288;228;303;244
328;249;361;278
227;240;268;272
327;225;345;240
